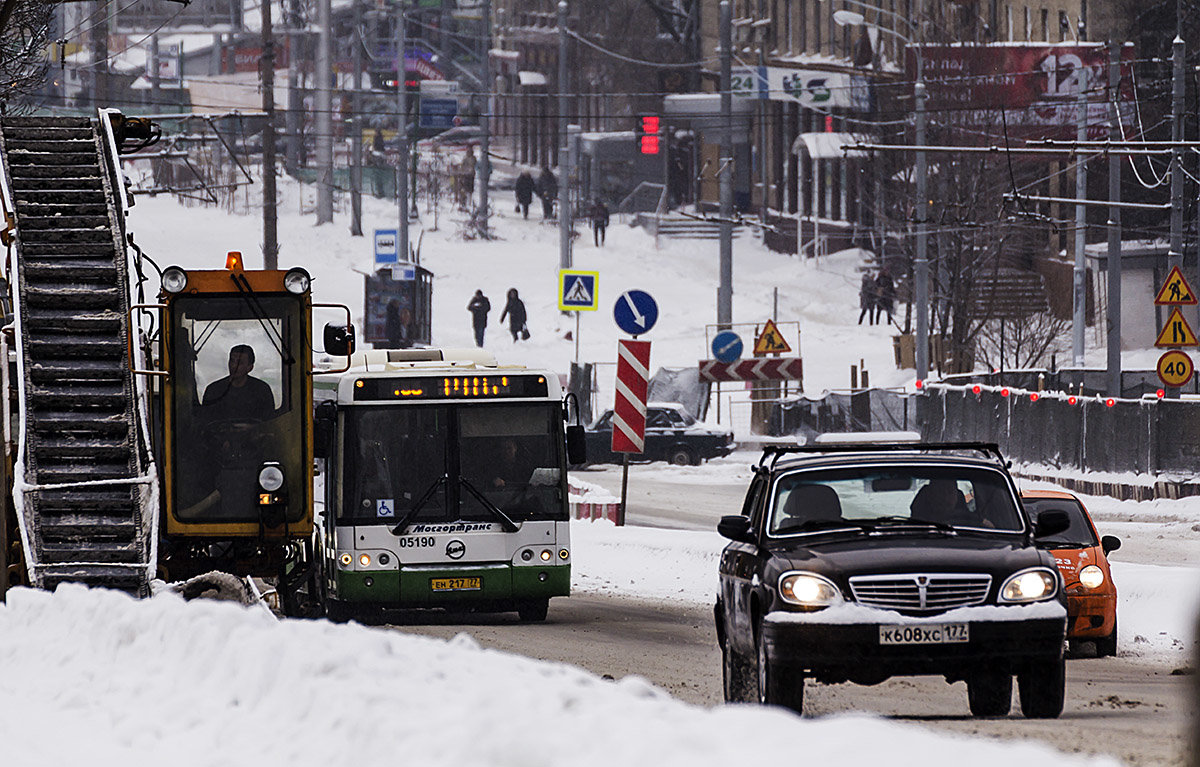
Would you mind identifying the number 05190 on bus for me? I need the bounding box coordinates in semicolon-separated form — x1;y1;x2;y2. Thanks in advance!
313;349;585;623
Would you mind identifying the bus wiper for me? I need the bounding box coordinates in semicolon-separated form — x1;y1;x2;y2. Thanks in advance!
230;272;294;365
457;477;519;533
390;474;448;535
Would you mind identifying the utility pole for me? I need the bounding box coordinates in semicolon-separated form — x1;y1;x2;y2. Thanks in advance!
477;0;492;236
90;0;108;109
349;0;364;236
397;7;410;262
285;0;303;175
757;0;768;225
1167;4;1185;395
1106;43;1123;398
1072;68;1087;366
718;0;733;328
316;0;334;223
150;35;160;109
558;1;571;269
914;46;929;381
262;0;279;268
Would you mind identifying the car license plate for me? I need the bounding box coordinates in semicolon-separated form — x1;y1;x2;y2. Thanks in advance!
431;577;481;592
879;623;969;645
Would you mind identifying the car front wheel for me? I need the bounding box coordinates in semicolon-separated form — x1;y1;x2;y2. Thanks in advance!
1095;618;1117;657
668;446;697;466
1018;656;1066;718
967;669;1013;716
756;622;803;713
722;635;753;703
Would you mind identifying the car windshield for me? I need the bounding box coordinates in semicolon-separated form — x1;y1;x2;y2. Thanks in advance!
769;465;1025;535
1022;497;1098;547
341;402;567;525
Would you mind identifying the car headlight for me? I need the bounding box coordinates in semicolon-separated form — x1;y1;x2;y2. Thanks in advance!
162;266;188;293
778;572;843;609
284;267;311;294
257;463;285;492
1078;564;1105;590
999;568;1059;603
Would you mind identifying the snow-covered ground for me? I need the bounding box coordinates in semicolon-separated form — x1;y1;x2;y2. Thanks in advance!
3;175;1187;765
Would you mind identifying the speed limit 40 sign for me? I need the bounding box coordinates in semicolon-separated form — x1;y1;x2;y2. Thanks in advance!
1157;350;1195;388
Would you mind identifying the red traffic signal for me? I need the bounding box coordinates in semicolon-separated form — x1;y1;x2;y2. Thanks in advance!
636;114;661;155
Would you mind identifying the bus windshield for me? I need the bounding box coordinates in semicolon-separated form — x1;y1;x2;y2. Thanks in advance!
341;402;567;526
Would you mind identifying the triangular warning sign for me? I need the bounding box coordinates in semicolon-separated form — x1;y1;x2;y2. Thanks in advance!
753;319;792;355
1154;266;1197;305
564;277;592;304
1155;307;1200;348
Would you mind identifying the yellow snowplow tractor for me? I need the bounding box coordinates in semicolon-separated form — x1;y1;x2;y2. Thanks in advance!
145;255;353;584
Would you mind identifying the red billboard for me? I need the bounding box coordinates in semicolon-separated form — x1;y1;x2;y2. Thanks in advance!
906;43;1135;141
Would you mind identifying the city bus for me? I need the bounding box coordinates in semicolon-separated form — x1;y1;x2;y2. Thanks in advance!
314;349;583;622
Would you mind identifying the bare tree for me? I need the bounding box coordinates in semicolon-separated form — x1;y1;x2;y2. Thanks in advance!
975;312;1070;371
0;0;53;110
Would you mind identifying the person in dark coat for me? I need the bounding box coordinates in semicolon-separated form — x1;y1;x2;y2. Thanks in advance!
514;171;535;219
499;288;529;342
385;300;414;348
202;345;276;423
589;198;610;246
875;268;895;326
467;289;491;347
858;270;877;325
536;166;557;220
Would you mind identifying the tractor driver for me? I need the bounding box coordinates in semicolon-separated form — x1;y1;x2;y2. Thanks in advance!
202;344;276;423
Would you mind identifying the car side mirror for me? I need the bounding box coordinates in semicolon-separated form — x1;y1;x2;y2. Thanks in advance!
566;424;587;465
313;401;337;459
324;323;356;356
717;515;755;544
1033;509;1070;538
1101;534;1122;555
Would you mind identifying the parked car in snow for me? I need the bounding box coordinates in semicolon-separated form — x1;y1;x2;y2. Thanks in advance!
715;441;1071;718
582;402;733;466
1022;489;1120;656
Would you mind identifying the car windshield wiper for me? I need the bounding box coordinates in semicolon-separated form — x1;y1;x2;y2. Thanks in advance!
457;477;519;533
860;516;957;535
390;474;448;535
775;518;863;535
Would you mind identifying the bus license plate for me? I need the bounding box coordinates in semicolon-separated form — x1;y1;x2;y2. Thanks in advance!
879;623;969;645
431;577;481;592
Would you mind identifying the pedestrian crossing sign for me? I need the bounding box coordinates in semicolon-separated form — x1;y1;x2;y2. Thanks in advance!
558;269;599;311
753;319;792;355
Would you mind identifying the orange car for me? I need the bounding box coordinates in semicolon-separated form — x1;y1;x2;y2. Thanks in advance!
1021;490;1120;656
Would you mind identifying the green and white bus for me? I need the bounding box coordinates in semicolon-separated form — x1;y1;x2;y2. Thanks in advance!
314;349;581;622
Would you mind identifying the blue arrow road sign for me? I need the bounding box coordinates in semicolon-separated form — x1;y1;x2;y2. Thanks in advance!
613;289;658;336
711;331;743;363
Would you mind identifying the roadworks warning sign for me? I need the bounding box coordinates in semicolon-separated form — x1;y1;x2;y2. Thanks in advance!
753;319;792;355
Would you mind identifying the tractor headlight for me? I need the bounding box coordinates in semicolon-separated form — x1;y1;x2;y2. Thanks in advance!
778;572;843;608
284;267;311;294
1078;564;1105;590
999;568;1059;603
257;463;285;492
162;266;188;293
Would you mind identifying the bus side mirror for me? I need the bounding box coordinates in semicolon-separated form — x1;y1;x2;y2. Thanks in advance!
566;424;587;465
324;323;356;356
314;401;337;459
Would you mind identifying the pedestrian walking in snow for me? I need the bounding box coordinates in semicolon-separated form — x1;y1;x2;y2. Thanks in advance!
499;288;529;342
590;198;609;246
536;166;557;220
467;289;491;347
875;268;896;326
858;270;877;326
515;171;535;219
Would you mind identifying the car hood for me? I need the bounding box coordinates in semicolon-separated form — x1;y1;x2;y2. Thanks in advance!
1046;545;1107;584
766;533;1050;580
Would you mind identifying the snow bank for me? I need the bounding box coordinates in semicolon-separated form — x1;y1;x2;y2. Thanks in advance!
0;584;1121;767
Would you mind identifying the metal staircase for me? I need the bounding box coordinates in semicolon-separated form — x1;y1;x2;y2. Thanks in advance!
0;113;156;595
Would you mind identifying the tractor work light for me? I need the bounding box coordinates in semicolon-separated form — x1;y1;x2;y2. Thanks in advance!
257;463;285;492
162;266;188;293
284;267;312;294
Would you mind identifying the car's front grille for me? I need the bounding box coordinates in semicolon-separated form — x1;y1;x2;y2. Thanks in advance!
848;573;992;612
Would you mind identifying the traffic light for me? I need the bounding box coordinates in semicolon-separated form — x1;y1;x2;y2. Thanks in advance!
636;114;661;155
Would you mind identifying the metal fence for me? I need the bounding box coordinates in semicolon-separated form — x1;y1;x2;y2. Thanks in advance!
772;388;914;440
920;384;1200;476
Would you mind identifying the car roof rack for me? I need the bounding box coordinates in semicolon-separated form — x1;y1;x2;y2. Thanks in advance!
757;441;1006;473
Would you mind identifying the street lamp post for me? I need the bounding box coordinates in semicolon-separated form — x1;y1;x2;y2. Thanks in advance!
833;5;927;380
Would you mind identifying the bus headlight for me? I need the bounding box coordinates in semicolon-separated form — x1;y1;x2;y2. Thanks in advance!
999;568;1058;603
284;267;312;294
1078;565;1105;589
162;266;188;293
339;553;352;568
540;549;552;561
558;549;569;560
257;463;285;492
359;553;371;567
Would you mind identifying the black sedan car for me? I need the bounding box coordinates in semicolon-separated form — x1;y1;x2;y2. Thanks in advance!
583;402;734;466
715;441;1071;718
